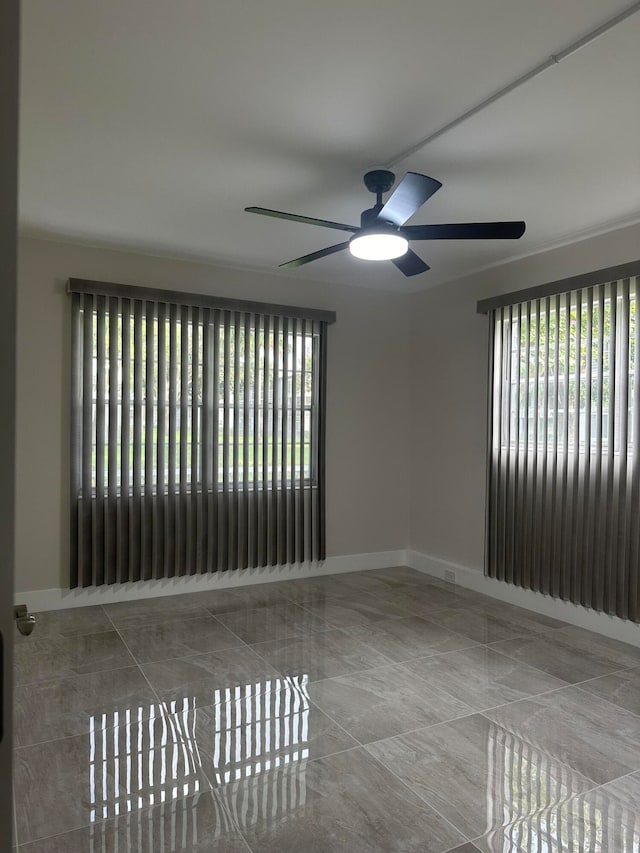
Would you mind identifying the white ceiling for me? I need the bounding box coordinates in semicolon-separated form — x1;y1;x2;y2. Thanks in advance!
19;0;640;292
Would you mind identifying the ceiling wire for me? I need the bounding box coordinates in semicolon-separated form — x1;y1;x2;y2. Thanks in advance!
384;0;640;169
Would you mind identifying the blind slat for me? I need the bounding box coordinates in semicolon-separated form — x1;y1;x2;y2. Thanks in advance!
94;296;106;587
70;294;329;588
487;275;639;621
143;302;155;580
156;302;167;578
106;296;119;585
191;306;201;575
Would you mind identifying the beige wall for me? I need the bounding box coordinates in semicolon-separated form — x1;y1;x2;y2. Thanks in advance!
17;222;640;592
409;221;640;571
16;237;410;592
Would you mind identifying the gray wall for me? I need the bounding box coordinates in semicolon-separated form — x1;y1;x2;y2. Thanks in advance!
409;221;640;571
16;237;410;592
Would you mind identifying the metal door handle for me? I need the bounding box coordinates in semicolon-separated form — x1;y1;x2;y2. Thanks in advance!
14;604;36;636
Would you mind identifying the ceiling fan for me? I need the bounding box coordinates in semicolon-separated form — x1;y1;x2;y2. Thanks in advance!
246;169;526;277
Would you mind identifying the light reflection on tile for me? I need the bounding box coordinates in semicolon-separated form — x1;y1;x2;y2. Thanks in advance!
474;771;640;852
223;747;466;852
311;664;473;743
18;792;248;852
367;713;594;840
13;666;158;747
484;686;640;785
168;674;357;789
14;706;212;843
13;569;640;852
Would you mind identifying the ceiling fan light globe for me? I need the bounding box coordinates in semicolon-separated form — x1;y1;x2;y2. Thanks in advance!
349;232;408;261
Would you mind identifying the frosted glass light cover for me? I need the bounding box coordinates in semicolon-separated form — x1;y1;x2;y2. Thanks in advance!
349;232;408;261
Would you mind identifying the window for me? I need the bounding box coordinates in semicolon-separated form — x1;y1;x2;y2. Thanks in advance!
86;309;320;492
481;265;640;621
70;280;334;588
496;285;637;455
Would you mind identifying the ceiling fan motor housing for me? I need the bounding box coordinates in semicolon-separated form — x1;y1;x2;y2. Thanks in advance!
360;206;394;229
363;169;396;195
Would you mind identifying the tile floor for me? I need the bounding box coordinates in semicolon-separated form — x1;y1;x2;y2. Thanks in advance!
11;567;640;851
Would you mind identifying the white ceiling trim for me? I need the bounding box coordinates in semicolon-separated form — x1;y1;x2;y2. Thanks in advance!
19;208;640;296
385;0;640;168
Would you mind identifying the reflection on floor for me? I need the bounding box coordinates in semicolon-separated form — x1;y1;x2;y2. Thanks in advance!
12;566;640;851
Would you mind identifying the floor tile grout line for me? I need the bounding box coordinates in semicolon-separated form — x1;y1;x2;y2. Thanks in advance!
570;673;640;721
15;581;635;850
104;600;257;669
14;660;637;756
357;671;640;777
485;639;640;689
14;662;145;690
208;787;255;853
396;654;578;713
246;627;493;668
246;635;557;695
16;630;633;729
12;788;242;850
245;632;558;693
467;766;640;848
102;608;173;721
13;661;144;689
106;607;230;633
293;601;506;649
196;679;475;853
364;748;475;847
472;668;640;718
206;613;262;650
245;639;398;684
359;708;482;752
125;639;251;669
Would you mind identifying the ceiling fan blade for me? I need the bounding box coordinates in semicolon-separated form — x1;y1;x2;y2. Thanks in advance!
376;173;442;227
279;241;350;269
245;207;358;233
404;221;526;240
392;249;430;277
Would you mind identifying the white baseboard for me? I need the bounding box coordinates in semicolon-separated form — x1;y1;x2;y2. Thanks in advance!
19;546;638;647
16;549;409;612
407;550;640;647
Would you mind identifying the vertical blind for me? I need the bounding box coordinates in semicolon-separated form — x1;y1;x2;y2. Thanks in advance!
486;272;639;621
69;279;334;588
